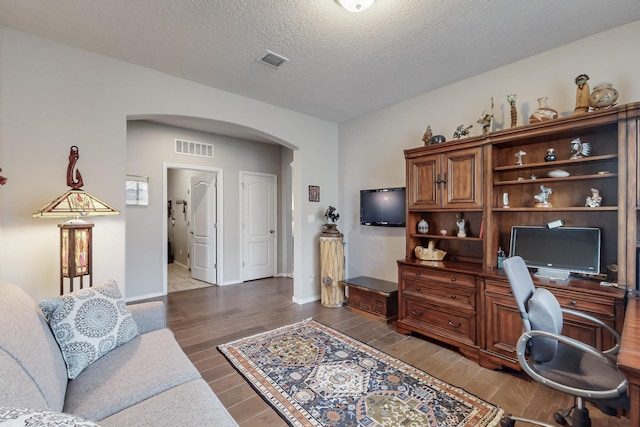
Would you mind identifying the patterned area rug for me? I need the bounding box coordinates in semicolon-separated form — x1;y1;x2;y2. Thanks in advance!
218;319;502;426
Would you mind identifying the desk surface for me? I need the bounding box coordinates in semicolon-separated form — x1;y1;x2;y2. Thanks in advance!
339;276;398;295
619;295;640;426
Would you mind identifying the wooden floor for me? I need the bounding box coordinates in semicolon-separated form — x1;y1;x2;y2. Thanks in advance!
155;277;629;427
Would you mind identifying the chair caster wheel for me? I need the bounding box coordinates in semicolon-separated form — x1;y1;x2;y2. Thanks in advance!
554;410;568;425
500;415;515;427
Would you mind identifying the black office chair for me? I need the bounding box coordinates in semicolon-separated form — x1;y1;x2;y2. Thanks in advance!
500;256;628;427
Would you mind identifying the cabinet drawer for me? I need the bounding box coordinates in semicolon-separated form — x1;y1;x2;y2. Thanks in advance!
401;266;475;289
552;290;615;317
403;298;476;345
404;279;476;310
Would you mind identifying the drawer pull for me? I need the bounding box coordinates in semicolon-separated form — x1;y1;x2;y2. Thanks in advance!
448;320;462;328
412;309;424;316
416;287;421;292
450;277;456;282
415;272;422;276
570;301;577;306
451;294;457;299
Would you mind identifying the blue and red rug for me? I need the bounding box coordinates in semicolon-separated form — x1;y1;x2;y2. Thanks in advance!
218;318;502;426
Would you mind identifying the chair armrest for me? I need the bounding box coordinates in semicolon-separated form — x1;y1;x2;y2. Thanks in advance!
516;330;627;400
561;307;621;355
126;301;167;333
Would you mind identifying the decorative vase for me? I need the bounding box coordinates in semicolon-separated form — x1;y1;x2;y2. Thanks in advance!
417;219;429;234
590;84;618;109
544;148;556;162
529;97;558;123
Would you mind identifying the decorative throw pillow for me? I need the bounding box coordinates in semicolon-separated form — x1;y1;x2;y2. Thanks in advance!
39;280;139;379
0;407;101;426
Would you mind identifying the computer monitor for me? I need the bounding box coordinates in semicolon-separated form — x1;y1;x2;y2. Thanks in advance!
509;226;601;280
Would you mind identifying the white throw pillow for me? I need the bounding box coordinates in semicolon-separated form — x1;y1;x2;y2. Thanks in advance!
39;280;139;379
0;407;100;426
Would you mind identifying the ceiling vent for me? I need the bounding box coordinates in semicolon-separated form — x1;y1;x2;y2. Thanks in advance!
256;50;289;69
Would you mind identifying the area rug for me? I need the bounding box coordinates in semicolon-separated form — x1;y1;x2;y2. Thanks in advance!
218;318;503;426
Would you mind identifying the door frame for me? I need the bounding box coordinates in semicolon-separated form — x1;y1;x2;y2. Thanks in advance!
239;171;278;281
163;162;224;295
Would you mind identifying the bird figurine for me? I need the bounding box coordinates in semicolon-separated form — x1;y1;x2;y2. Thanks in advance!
570;137;591;159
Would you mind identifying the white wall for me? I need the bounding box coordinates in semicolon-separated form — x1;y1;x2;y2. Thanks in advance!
339;20;640;283
0;27;338;302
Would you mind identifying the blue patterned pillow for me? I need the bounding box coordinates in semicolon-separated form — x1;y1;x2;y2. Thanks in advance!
0;407;100;426
39;280;139;379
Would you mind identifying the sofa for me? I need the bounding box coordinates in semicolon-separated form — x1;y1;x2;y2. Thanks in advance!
0;282;238;426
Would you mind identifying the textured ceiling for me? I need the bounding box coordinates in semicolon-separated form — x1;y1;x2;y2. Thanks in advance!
1;0;640;125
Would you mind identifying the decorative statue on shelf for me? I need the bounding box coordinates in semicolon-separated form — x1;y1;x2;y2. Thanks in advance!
534;185;553;208
422;125;433;146
515;149;526;165
414;240;447;261
453;124;473;139
573;73;590;115
586;188;602;208
507;94;517;127
570;137;591;159
0;168;6;186
456;218;466;237
323;206;340;233
477;97;494;135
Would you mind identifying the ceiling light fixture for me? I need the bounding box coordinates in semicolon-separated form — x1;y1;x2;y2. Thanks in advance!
335;0;376;13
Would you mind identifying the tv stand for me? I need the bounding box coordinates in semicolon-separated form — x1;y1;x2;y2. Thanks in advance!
534;268;570;281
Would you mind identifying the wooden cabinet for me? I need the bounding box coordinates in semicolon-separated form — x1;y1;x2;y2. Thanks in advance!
407;146;483;210
398;103;639;371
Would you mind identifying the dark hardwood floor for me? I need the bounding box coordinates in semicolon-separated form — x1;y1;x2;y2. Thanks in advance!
152;277;629;427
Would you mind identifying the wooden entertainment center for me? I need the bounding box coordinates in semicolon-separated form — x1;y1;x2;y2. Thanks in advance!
397;102;640;370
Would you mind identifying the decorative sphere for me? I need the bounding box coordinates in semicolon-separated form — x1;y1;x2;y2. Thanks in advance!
590;84;618;109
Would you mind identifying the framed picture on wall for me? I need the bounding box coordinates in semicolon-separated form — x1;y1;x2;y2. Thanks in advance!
126;175;149;206
309;185;320;202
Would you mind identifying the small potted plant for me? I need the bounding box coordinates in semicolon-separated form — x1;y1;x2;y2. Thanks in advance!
323;206;340;234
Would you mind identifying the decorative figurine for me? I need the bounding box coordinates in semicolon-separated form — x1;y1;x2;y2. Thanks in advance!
534;185;553;208
573;74;590;115
417;219;429;234
570;137;591;159
439;229;448;236
590;84;619;109
507;94;517;127
545;148;557;162
585;188;602;208
456;219;466;237
323;206;340;233
430;134;446;144
515;149;526;165
422;125;433;146
0;168;6;186
453;124;473;139
477;98;494;135
529;97;558;123
502;192;509;208
414;240;447;261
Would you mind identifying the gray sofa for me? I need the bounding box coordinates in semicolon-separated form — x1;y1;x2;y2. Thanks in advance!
0;283;238;426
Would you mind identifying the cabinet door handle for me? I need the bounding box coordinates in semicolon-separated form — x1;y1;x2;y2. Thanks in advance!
442;173;447;185
448;320;462;328
412;309;424;316
435;175;441;184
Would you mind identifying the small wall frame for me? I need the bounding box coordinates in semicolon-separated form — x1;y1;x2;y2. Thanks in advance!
309;185;320;202
126;175;149;206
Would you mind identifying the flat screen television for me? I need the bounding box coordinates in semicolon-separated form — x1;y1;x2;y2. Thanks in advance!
360;187;406;227
509;226;601;280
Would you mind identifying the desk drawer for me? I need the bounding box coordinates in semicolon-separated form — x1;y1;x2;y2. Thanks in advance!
403;298;476;346
552;290;614;317
401;266;475;289
404;279;475;310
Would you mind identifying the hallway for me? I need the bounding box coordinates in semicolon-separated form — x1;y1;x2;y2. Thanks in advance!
167;263;213;293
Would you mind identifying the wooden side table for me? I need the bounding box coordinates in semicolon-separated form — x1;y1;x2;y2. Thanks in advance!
339;276;398;322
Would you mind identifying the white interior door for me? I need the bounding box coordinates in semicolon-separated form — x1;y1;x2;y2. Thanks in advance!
191;173;217;284
242;172;277;281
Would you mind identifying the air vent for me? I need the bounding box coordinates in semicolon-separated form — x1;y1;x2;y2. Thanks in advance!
256;50;289;69
175;139;214;158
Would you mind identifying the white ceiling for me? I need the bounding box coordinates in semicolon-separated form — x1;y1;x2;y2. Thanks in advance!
1;0;639;128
